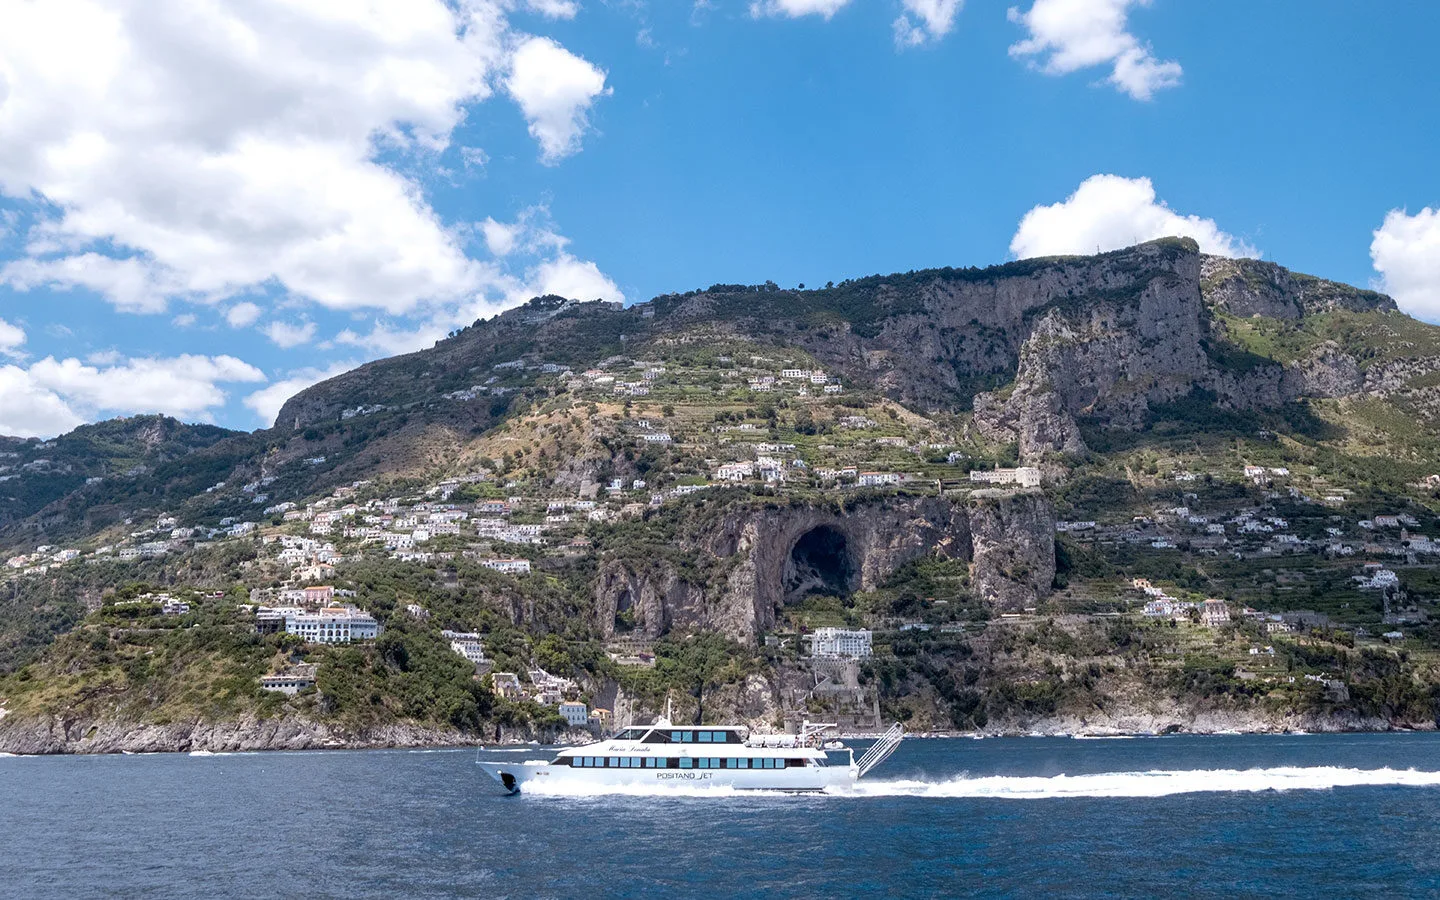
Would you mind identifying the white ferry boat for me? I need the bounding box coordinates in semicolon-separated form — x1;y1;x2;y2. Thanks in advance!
478;720;903;794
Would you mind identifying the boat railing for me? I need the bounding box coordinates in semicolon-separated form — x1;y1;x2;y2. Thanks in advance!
855;722;904;778
745;721;839;749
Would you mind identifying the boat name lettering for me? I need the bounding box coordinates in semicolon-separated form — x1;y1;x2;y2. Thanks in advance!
657;772;713;781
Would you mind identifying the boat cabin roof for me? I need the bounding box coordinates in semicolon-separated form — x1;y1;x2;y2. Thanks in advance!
610;726;748;744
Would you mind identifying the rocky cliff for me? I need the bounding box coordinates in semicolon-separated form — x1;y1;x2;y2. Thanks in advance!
1201;256;1395;319
594;494;1055;642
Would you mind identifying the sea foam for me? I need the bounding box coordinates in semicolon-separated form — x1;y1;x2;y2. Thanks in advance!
514;766;1440;800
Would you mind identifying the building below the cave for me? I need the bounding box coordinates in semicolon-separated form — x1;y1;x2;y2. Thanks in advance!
968;466;1042;488
808;627;873;659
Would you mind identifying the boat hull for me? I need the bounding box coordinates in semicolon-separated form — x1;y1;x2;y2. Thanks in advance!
478;760;856;794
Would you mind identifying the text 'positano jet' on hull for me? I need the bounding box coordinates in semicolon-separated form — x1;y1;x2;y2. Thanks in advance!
477;721;904;794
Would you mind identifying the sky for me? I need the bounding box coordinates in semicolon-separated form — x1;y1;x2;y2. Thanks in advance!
0;0;1437;438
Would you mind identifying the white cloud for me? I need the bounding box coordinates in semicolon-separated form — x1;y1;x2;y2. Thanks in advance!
0;317;25;357
524;254;624;303
524;0;580;18
506;37;610;165
0;352;266;438
28;354;264;416
1010;174;1256;260
2;253;177;313
1371;207;1440;320
482;217;523;256
225;302;263;328
1008;0;1180;100
244;361;359;427
263;320;319;349
749;0;852;19
335;322;453;358
0;367;84;437
172;313;197;328
894;0;963;47
329;244;626;359
0;0;615;325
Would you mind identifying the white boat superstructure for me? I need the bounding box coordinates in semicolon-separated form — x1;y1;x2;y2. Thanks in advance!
478;720;903;794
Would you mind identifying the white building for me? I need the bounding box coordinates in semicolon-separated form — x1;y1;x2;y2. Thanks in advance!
448;637;487;665
1200;599;1231;628
283;606;381;644
482;558;532;575
715;462;754;482
260;672;316;695
968;467;1042;488
858;472;902;488
809;627;873;659
559;701;589;726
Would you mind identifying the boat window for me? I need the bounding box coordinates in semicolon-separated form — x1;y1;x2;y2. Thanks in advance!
644;731;671;744
787;758;803;767
698;731;712;743
679;757;693;769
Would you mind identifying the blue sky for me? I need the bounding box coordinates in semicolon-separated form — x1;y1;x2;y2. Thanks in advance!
0;0;1437;437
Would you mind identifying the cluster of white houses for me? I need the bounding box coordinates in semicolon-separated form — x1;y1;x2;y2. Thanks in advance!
1132;579;1231;627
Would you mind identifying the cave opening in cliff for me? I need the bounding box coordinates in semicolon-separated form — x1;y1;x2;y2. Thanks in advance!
784;525;855;602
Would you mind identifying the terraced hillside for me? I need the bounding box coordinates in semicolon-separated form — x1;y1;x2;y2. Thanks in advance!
4;239;1440;752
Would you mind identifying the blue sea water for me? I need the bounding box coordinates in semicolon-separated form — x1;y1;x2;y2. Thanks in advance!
5;733;1440;898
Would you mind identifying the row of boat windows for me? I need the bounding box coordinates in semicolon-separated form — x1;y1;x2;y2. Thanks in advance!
566;756;810;769
641;730;742;744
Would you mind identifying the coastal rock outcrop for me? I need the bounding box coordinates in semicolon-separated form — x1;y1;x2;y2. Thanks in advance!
0;714;478;755
967;492;1057;612
592;495;1055;642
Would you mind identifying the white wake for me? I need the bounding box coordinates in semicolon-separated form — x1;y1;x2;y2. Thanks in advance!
514;767;1440;800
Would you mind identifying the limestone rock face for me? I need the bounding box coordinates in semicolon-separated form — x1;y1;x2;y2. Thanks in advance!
967;492;1057;613
1283;342;1364;398
1201;256;1395;318
973;245;1208;459
591;495;1056;642
594;559;709;639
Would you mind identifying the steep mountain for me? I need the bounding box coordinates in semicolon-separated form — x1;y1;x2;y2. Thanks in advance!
5;238;1440;753
0;416;239;528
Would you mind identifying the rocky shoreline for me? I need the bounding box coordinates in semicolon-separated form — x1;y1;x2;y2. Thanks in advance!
0;713;593;756
1;706;1431;756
